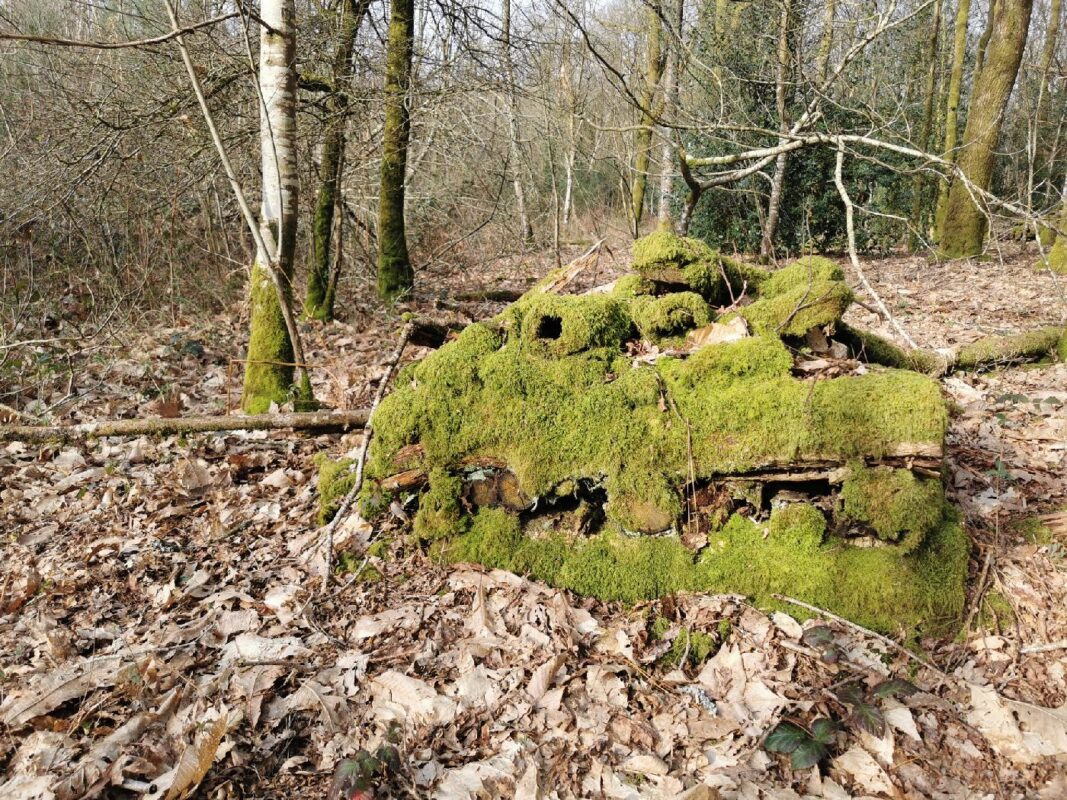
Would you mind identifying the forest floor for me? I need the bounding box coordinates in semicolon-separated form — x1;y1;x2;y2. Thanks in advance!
2;240;1067;799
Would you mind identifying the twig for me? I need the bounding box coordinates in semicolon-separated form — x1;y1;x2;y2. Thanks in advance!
772;593;947;677
321;323;413;586
833;142;919;349
1020;639;1067;655
0;410;368;443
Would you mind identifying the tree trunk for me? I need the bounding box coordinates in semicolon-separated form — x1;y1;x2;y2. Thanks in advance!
815;0;836;84
938;0;1033;258
243;0;307;413
760;0;793;261
502;0;534;245
908;0;942;250
630;3;665;237
973;0;998;80
1048;178;1067;273
933;0;973;236
304;0;371;321
657;0;684;230
377;0;416;301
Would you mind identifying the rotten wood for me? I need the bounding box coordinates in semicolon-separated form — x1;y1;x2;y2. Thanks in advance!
374;445;944;497
0;410;369;443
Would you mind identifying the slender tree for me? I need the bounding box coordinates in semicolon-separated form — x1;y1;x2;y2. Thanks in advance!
909;0;942;248
304;0;373;321
657;0;684;229
502;0;534;244
377;0;416;301
933;0;973;234
759;0;793;261
938;0;1034;257
243;0;310;412
630;2;665;237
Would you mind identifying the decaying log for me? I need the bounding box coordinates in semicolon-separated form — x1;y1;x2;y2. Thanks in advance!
0;409;369;443
373;444;944;497
453;287;528;303
839;323;1066;375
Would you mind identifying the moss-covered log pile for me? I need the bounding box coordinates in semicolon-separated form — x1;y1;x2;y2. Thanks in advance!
323;232;986;635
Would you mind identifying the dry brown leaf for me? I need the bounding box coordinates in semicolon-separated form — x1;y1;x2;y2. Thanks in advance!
161;708;232;800
526;654;566;704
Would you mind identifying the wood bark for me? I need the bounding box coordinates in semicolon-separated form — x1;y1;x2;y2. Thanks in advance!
0;411;369;443
630;3;665;237
377;0;416;301
759;0;793;261
502;0;534;245
242;0;310;413
908;0;942;249
656;0;685;230
938;0;1034;257
933;0;973;235
304;0;372;321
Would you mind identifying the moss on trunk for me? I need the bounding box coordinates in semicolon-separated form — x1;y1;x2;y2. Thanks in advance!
242;262;296;414
377;0;415;301
937;0;1033;257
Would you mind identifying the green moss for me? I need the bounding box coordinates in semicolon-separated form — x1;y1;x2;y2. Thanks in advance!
1059;331;1067;362
438;504;967;635
512;293;634;356
242;263;296;414
631;293;712;341
317;456;355;524
413;469;466;541
633;230;715;270
837;324;946;374
976;590;1015;632
612;274;654;298
740;275;853;337
1049;235;1067;275
955;327;1064;369
1013;515;1054;545
840;463;945;551
650;616;717;667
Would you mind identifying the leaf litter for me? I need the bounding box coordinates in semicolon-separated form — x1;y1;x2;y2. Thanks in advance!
2;243;1067;798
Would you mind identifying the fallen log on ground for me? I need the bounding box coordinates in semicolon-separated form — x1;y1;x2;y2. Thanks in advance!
839;323;1067;375
0;409;369;443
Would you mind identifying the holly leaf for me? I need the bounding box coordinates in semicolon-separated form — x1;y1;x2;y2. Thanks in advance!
835;681;867;706
849;702;887;737
871;678;918;700
765;721;809;754
790;738;829;769
801;625;835;648
810;717;841;744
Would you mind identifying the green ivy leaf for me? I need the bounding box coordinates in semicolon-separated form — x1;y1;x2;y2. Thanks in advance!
871;678;918;699
850;702;887;737
835;681;867;706
810;717;841;744
765;721;809;754
800;625;835;648
790;738;828;769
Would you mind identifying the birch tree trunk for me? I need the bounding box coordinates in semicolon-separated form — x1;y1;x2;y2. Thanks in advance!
242;0;308;413
938;0;1034;258
759;0;793;262
502;0;534;245
377;0;416;301
933;0;973;236
304;0;371;321
657;0;684;230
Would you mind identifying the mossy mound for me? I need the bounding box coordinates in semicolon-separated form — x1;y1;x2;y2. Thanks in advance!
327;232;969;635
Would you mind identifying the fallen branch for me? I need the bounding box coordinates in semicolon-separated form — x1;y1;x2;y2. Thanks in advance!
772;593;947;677
0;410;369;443
839;323;1066;376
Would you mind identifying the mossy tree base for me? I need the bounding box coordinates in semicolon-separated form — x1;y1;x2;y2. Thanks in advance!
243;263;305;414
326;232;975;636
